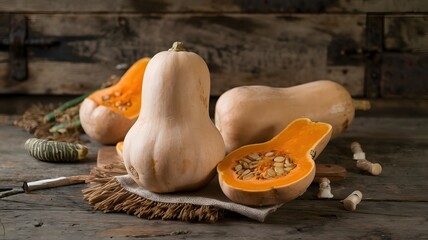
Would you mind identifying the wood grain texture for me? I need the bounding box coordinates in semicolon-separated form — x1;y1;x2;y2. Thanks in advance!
381;53;428;98
384;15;428;52
382;15;428;97
1;117;427;197
0;117;99;186
0;14;365;96
0;0;427;13
1;194;427;239
0;116;428;239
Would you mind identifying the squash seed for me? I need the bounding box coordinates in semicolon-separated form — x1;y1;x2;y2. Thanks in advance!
265;152;274;157
234;151;296;180
240;169;251;177
248;153;261;161
250;163;259;169
274;166;285;175
242;162;250;169
243;173;255;180
273;162;284;167
115;101;123;107
267;168;276;177
235;164;243;171
241;157;253;164
102;95;110;101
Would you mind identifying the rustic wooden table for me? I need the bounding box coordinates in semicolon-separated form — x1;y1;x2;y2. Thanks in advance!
1;115;427;239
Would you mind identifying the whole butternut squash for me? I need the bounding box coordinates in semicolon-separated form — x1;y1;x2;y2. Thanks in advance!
123;42;225;193
215;80;354;153
80;58;150;144
217;118;332;206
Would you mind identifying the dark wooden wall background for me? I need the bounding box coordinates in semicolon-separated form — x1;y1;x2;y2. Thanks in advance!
0;0;427;114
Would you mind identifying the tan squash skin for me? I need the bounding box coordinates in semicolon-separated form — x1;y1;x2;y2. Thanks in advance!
80;99;137;144
215;80;354;153
123;42;225;193
217;118;332;206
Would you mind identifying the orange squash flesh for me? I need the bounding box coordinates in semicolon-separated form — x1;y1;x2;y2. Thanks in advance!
89;58;150;119
116;141;124;157
217;118;332;206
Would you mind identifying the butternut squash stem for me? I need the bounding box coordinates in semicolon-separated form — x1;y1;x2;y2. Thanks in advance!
168;41;186;52
49;119;82;133
352;99;371;111
43;91;95;123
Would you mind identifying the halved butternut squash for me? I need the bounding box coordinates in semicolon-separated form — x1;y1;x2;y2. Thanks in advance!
80;58;150;144
217;118;332;206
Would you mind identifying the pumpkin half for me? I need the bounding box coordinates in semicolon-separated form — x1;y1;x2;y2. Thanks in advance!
215;80;354;153
80;58;150;144
217;118;332;206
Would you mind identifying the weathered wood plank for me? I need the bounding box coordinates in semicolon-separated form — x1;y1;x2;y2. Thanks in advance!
0;0;427;13
381;15;428;98
384;15;428;52
1;117;427;202
0;116;100;186
381;53;428;98
1;199;427;239
353;99;428;117
0;14;365;96
303;117;428;201
0;95;81;115
0;116;427;239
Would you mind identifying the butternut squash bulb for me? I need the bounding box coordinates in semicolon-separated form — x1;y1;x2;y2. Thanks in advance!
79;58;150;144
123;42;225;193
215;80;354;153
217;118;332;206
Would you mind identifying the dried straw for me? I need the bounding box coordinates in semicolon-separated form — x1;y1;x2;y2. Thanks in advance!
13;103;81;143
82;162;225;222
12;75;121;144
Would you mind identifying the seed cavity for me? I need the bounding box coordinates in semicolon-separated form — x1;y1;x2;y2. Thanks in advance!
233;150;296;180
101;93;133;112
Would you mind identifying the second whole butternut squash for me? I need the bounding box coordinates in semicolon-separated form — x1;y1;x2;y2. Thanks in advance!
215;80;354;153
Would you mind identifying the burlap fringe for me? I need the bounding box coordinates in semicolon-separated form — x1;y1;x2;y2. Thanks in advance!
82;164;225;223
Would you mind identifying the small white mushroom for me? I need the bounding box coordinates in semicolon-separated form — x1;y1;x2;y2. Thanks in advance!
351;142;366;160
342;190;363;211
317;177;334;199
356;159;382;176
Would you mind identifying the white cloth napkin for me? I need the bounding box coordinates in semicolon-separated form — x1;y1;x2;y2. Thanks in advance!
116;175;282;222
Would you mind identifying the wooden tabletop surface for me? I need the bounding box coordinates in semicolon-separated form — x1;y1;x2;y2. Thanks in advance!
1;115;427;239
